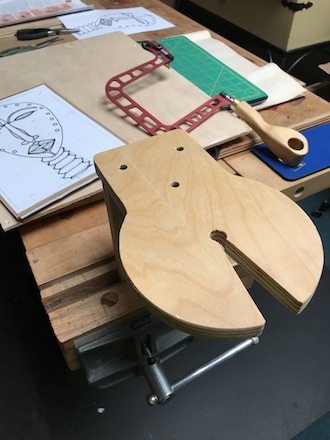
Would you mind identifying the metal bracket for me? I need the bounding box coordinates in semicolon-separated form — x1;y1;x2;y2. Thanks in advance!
74;311;259;405
105;41;231;135
74;311;193;389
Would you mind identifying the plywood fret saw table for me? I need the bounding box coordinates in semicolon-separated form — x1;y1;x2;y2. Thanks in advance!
2;0;330;404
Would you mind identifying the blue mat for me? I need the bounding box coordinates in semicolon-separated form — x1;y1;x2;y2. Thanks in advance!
252;122;330;181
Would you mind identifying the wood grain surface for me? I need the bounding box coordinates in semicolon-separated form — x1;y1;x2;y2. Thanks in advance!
0;31;249;148
2;0;330;230
95;130;324;338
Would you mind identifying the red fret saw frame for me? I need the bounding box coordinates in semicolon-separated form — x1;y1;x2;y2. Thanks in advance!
105;41;231;136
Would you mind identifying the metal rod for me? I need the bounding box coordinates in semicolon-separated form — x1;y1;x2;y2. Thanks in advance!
172;337;259;392
145;337;259;405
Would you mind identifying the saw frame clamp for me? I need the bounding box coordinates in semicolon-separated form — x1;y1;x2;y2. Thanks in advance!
105;40;232;136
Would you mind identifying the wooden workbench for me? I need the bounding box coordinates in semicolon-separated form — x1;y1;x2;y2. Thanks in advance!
4;0;329;369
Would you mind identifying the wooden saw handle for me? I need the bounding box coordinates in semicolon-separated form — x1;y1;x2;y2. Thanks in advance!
231;99;308;167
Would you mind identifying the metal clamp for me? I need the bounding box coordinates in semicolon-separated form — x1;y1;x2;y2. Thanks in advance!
74;311;259;405
144;337;259;405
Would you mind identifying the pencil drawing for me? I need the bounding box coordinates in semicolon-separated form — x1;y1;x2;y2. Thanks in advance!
75;11;156;36
0;102;92;179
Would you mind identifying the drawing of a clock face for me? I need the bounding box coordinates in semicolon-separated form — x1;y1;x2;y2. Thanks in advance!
0;102;63;158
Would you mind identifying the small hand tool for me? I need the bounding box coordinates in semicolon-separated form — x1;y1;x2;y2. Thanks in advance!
0;37;60;57
15;27;78;40
220;92;308;167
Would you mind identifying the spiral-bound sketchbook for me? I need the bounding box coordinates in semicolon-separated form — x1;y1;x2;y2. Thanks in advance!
0;84;123;219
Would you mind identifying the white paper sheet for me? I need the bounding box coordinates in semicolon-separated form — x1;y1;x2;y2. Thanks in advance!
184;30;306;110
59;6;174;40
0;84;123;218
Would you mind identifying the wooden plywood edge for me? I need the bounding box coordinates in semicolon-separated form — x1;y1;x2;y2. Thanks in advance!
0;180;104;231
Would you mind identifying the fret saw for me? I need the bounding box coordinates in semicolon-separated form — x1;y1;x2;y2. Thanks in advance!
105;40;308;167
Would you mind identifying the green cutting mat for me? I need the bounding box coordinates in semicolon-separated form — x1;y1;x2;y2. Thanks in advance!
157;36;267;105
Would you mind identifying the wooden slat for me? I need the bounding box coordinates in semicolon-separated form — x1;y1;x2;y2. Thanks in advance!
225;151;330;201
41;260;144;369
46;280;143;343
26;222;113;286
21;200;108;250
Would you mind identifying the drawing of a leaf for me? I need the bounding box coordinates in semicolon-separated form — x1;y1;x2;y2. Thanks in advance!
11;110;36;121
9;127;31;140
10;131;27;140
8;107;38;123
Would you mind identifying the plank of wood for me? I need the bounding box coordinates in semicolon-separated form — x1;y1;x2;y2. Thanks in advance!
225;151;330;201
95;130;324;338
26;222;113;286
21;200;108;250
22;199;112;287
41;260;144;369
0;31;249;148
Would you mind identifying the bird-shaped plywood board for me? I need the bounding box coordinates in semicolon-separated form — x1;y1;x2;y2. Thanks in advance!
94;130;324;339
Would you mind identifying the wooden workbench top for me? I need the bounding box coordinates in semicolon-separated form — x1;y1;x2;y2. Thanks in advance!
1;0;329;231
9;0;329;369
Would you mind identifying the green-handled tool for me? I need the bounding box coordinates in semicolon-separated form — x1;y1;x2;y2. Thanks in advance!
0;37;60;57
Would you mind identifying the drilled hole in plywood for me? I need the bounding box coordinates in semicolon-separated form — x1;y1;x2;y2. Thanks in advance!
119;164;127;170
171;181;180;187
101;292;119;307
176;146;184;151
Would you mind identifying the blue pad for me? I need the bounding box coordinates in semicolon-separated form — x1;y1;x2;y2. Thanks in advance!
252;122;330;181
